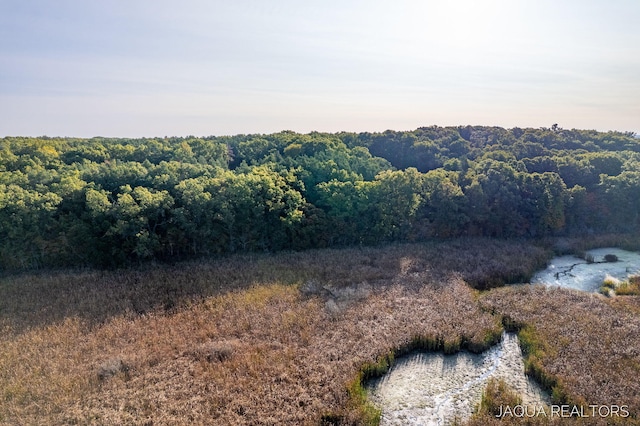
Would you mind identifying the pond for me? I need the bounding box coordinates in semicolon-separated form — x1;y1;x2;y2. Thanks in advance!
366;333;549;426
530;248;640;292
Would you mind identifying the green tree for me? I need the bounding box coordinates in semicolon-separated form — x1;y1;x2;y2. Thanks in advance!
419;169;468;238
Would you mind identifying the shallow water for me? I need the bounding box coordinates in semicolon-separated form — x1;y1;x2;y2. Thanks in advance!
367;333;549;426
531;248;640;292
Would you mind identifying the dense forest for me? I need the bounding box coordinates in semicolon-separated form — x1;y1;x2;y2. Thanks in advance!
1;125;639;269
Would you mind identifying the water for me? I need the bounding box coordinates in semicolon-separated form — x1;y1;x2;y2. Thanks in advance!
531;248;640;292
367;333;549;426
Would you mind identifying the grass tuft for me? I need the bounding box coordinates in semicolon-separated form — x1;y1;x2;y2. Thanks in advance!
476;378;523;418
615;275;640;296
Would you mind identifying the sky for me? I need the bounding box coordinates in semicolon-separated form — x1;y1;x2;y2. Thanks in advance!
1;0;639;137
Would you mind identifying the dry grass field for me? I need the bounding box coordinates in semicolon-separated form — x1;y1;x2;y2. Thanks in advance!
1;237;639;425
474;285;640;426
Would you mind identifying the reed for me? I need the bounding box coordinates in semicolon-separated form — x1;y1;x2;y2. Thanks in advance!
2;237;637;424
1;240;516;425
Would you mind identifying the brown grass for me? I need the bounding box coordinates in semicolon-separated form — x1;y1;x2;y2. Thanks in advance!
614;275;640;296
545;234;640;256
1;239;537;425
479;285;640;425
1;238;638;425
0;238;548;334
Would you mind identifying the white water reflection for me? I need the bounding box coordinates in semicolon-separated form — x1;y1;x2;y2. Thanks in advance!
531;248;640;292
367;333;549;426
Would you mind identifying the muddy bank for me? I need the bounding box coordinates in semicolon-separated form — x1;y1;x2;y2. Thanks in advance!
367;333;549;426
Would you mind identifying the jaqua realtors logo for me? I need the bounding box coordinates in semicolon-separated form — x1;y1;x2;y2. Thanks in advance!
496;405;630;419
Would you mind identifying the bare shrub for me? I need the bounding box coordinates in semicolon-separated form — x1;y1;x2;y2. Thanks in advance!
97;358;130;381
324;298;342;316
299;279;322;296
604;253;619;262
186;340;238;363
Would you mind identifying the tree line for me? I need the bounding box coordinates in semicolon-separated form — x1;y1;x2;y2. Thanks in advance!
1;125;639;269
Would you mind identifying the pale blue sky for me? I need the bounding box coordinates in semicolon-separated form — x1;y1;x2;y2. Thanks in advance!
1;0;639;137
